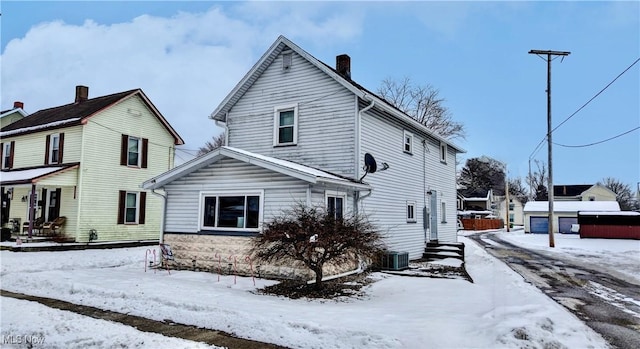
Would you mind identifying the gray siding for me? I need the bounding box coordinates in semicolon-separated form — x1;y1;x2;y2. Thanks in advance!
226;48;356;178
359;104;458;259
162;158;354;233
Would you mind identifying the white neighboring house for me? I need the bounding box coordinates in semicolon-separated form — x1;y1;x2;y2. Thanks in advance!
523;201;621;234
143;36;464;276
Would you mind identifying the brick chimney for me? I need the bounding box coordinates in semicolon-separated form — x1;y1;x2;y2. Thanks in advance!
336;54;351;80
13;101;24;109
75;85;89;103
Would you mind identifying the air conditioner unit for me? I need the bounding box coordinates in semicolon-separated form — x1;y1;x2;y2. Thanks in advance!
381;251;409;271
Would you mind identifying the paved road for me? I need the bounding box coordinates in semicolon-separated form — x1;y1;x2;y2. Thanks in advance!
468;232;640;349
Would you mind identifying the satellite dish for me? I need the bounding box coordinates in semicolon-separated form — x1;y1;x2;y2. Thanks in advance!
364;153;377;173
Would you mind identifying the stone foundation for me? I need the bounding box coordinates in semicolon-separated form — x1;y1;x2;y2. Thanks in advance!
163;233;359;281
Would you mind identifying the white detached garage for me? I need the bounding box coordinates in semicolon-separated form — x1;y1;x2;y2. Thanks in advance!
523;201;621;234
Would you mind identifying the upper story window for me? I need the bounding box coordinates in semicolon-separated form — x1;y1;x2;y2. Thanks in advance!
326;191;346;220
282;52;292;71
201;192;262;232
509;203;515;211
403;131;413;154
273;104;298;146
117;190;146;225
44;133;64;165
1;141;14;169
120;134;148;168
406;201;416;223
439;142;447;164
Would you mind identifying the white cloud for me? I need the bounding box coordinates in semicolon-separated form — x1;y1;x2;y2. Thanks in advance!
0;4;364;161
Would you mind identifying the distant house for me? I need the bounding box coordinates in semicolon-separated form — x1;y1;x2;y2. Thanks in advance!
0;86;183;242
0;101;28;129
553;184;616;202
493;196;525;226
523;201;620;234
143;36;464;277
457;189;494;217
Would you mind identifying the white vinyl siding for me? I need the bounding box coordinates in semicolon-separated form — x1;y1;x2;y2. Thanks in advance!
225;50;356;178
360;104;458;259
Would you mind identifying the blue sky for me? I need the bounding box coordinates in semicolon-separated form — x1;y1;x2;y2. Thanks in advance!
1;1;638;190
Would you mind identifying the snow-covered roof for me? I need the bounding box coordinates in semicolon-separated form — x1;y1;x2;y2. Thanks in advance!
578;211;640;216
0;118;81;137
0;164;79;185
523;201;620;213
142;146;371;191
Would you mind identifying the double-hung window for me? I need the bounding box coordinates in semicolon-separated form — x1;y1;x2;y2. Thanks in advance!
121;134;148;168
201;192;262;231
403;131;413;154
1;141;14;169
326;191;346;219
274;104;298;146
441;201;447;223
439;142;447;163
44;133;64;165
406;201;416;223
117;191;146;224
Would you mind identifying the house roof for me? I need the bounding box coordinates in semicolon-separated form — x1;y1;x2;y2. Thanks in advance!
523;201;620;213
553;184;594;197
0;89;184;145
0;163;79;186
0;107;28;119
142;146;372;191
209;35;464;153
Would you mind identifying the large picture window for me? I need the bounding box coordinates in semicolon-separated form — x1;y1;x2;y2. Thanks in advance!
201;192;262;231
273;104;298;146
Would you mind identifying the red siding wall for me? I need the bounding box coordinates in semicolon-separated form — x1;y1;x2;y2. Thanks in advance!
580;225;640;240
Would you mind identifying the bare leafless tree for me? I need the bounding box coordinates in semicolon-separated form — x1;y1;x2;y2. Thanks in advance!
508;177;529;204
377;77;466;140
250;204;384;290
598;177;637;211
197;132;225;156
527;160;548;201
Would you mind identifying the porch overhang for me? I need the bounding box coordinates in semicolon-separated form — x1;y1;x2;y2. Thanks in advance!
0;163;79;187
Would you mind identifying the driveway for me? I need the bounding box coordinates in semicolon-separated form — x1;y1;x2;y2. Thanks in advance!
468;231;640;349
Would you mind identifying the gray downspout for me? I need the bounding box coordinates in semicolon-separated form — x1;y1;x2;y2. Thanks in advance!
354;97;375;214
150;188;167;244
423;139;428;245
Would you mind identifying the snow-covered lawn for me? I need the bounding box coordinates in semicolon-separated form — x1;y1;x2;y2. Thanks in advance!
0;231;619;349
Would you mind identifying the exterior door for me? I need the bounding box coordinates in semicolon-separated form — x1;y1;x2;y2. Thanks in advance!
46;188;61;221
429;190;438;241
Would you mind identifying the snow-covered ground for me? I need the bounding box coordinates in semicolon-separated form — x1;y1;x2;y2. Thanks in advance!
1;230;627;349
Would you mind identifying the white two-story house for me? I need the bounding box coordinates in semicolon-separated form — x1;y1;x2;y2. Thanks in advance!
143;36;464;277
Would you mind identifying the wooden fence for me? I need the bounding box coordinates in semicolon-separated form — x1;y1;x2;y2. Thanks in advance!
461;218;504;231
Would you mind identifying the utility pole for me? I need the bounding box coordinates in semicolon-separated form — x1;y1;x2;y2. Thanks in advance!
529;49;570;248
505;171;510;232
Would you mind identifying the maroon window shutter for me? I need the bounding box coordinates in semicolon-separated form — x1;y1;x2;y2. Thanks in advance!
120;134;128;166
0;143;3;165
58;133;65;163
8;141;14;168
117;190;126;224
139;191;146;224
141;138;148;169
44;135;51;165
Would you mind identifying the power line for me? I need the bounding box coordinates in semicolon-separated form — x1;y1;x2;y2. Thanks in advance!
528;56;640;160
553;126;639;148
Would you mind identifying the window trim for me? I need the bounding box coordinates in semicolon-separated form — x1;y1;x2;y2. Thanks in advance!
325;190;347;219
273;104;299;146
199;190;264;232
121;134;148;168
48;133;60;164
439;142;447;163
403;130;413;154
117;190;146;225
127;136;141;167
1;141;14;169
406;201;417;223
